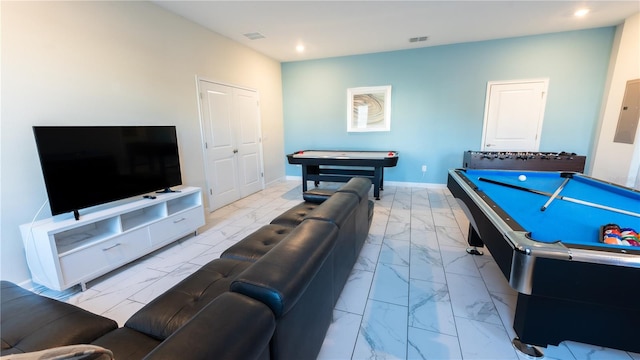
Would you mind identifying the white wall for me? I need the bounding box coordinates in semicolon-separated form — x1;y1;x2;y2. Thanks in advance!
591;13;640;187
1;1;285;285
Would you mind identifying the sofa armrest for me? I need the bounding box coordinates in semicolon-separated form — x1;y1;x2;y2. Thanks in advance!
305;192;358;229
302;188;335;203
143;292;275;360
1;281;117;355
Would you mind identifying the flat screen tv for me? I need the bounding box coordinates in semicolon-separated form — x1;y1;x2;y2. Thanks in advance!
33;126;182;218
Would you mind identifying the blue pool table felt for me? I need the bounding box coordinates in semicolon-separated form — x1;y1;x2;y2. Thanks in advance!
464;170;640;250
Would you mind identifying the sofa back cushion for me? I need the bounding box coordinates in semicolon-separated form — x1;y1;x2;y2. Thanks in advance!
300;177;372;204
125;259;251;340
221;224;293;262
336;177;372;202
305;192;359;229
143;292;275;360
230;219;338;360
230;219;338;317
269;201;319;227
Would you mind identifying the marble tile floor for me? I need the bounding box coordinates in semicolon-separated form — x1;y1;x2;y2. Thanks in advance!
37;180;639;360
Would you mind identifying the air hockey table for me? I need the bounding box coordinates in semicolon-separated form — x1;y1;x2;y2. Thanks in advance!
286;150;399;199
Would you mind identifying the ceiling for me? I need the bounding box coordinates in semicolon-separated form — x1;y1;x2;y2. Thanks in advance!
153;1;640;62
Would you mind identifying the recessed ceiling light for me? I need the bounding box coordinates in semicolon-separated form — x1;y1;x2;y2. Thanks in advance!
296;44;305;53
574;8;590;17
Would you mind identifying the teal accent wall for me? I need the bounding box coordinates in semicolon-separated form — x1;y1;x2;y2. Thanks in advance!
282;27;615;184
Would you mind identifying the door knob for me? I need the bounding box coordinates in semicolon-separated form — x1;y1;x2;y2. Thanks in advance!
233;149;238;153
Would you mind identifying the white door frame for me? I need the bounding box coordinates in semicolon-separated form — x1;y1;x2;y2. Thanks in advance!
195;76;265;212
480;78;549;151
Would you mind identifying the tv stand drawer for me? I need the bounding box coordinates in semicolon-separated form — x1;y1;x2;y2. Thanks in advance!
59;228;151;286
149;207;205;246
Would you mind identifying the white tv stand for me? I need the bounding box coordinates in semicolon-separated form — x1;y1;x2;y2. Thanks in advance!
20;187;205;291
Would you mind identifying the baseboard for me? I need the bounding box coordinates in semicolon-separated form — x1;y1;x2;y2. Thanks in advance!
17;279;36;291
265;176;289;187
385;180;447;189
284;175;446;189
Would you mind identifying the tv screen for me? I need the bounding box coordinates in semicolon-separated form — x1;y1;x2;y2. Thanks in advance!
33;126;182;216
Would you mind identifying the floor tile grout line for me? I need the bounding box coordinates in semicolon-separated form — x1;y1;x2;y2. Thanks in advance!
353;186;394;360
431;195;466;359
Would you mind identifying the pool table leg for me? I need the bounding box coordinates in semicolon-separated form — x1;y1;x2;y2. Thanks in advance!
465;225;484;256
512;338;543;358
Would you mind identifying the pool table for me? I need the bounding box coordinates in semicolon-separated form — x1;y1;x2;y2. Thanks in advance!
287;150;399;199
447;169;640;356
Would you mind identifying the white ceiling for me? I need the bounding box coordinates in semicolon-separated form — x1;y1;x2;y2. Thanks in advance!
153;1;640;62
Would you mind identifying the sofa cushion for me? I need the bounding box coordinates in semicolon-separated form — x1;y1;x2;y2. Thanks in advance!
221;224;294;262
230;219;338;317
143;292;275;360
91;328;160;360
0;281;118;356
125;258;251;341
269;201;319;227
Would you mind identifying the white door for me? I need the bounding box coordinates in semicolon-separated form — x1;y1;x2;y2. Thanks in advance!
199;80;264;211
481;79;549;151
234;88;263;197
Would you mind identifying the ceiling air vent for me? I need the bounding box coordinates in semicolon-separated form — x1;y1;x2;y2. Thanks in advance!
409;36;428;43
244;32;266;40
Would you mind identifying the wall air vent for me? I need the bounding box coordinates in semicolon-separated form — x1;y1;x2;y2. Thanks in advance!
409;36;428;43
244;32;266;40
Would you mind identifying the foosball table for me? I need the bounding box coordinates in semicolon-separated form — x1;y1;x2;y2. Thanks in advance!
463;151;586;172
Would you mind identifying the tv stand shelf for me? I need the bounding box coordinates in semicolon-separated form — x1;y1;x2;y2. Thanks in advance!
20;187;205;291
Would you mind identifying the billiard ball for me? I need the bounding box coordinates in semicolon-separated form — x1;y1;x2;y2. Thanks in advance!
518;175;527;181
